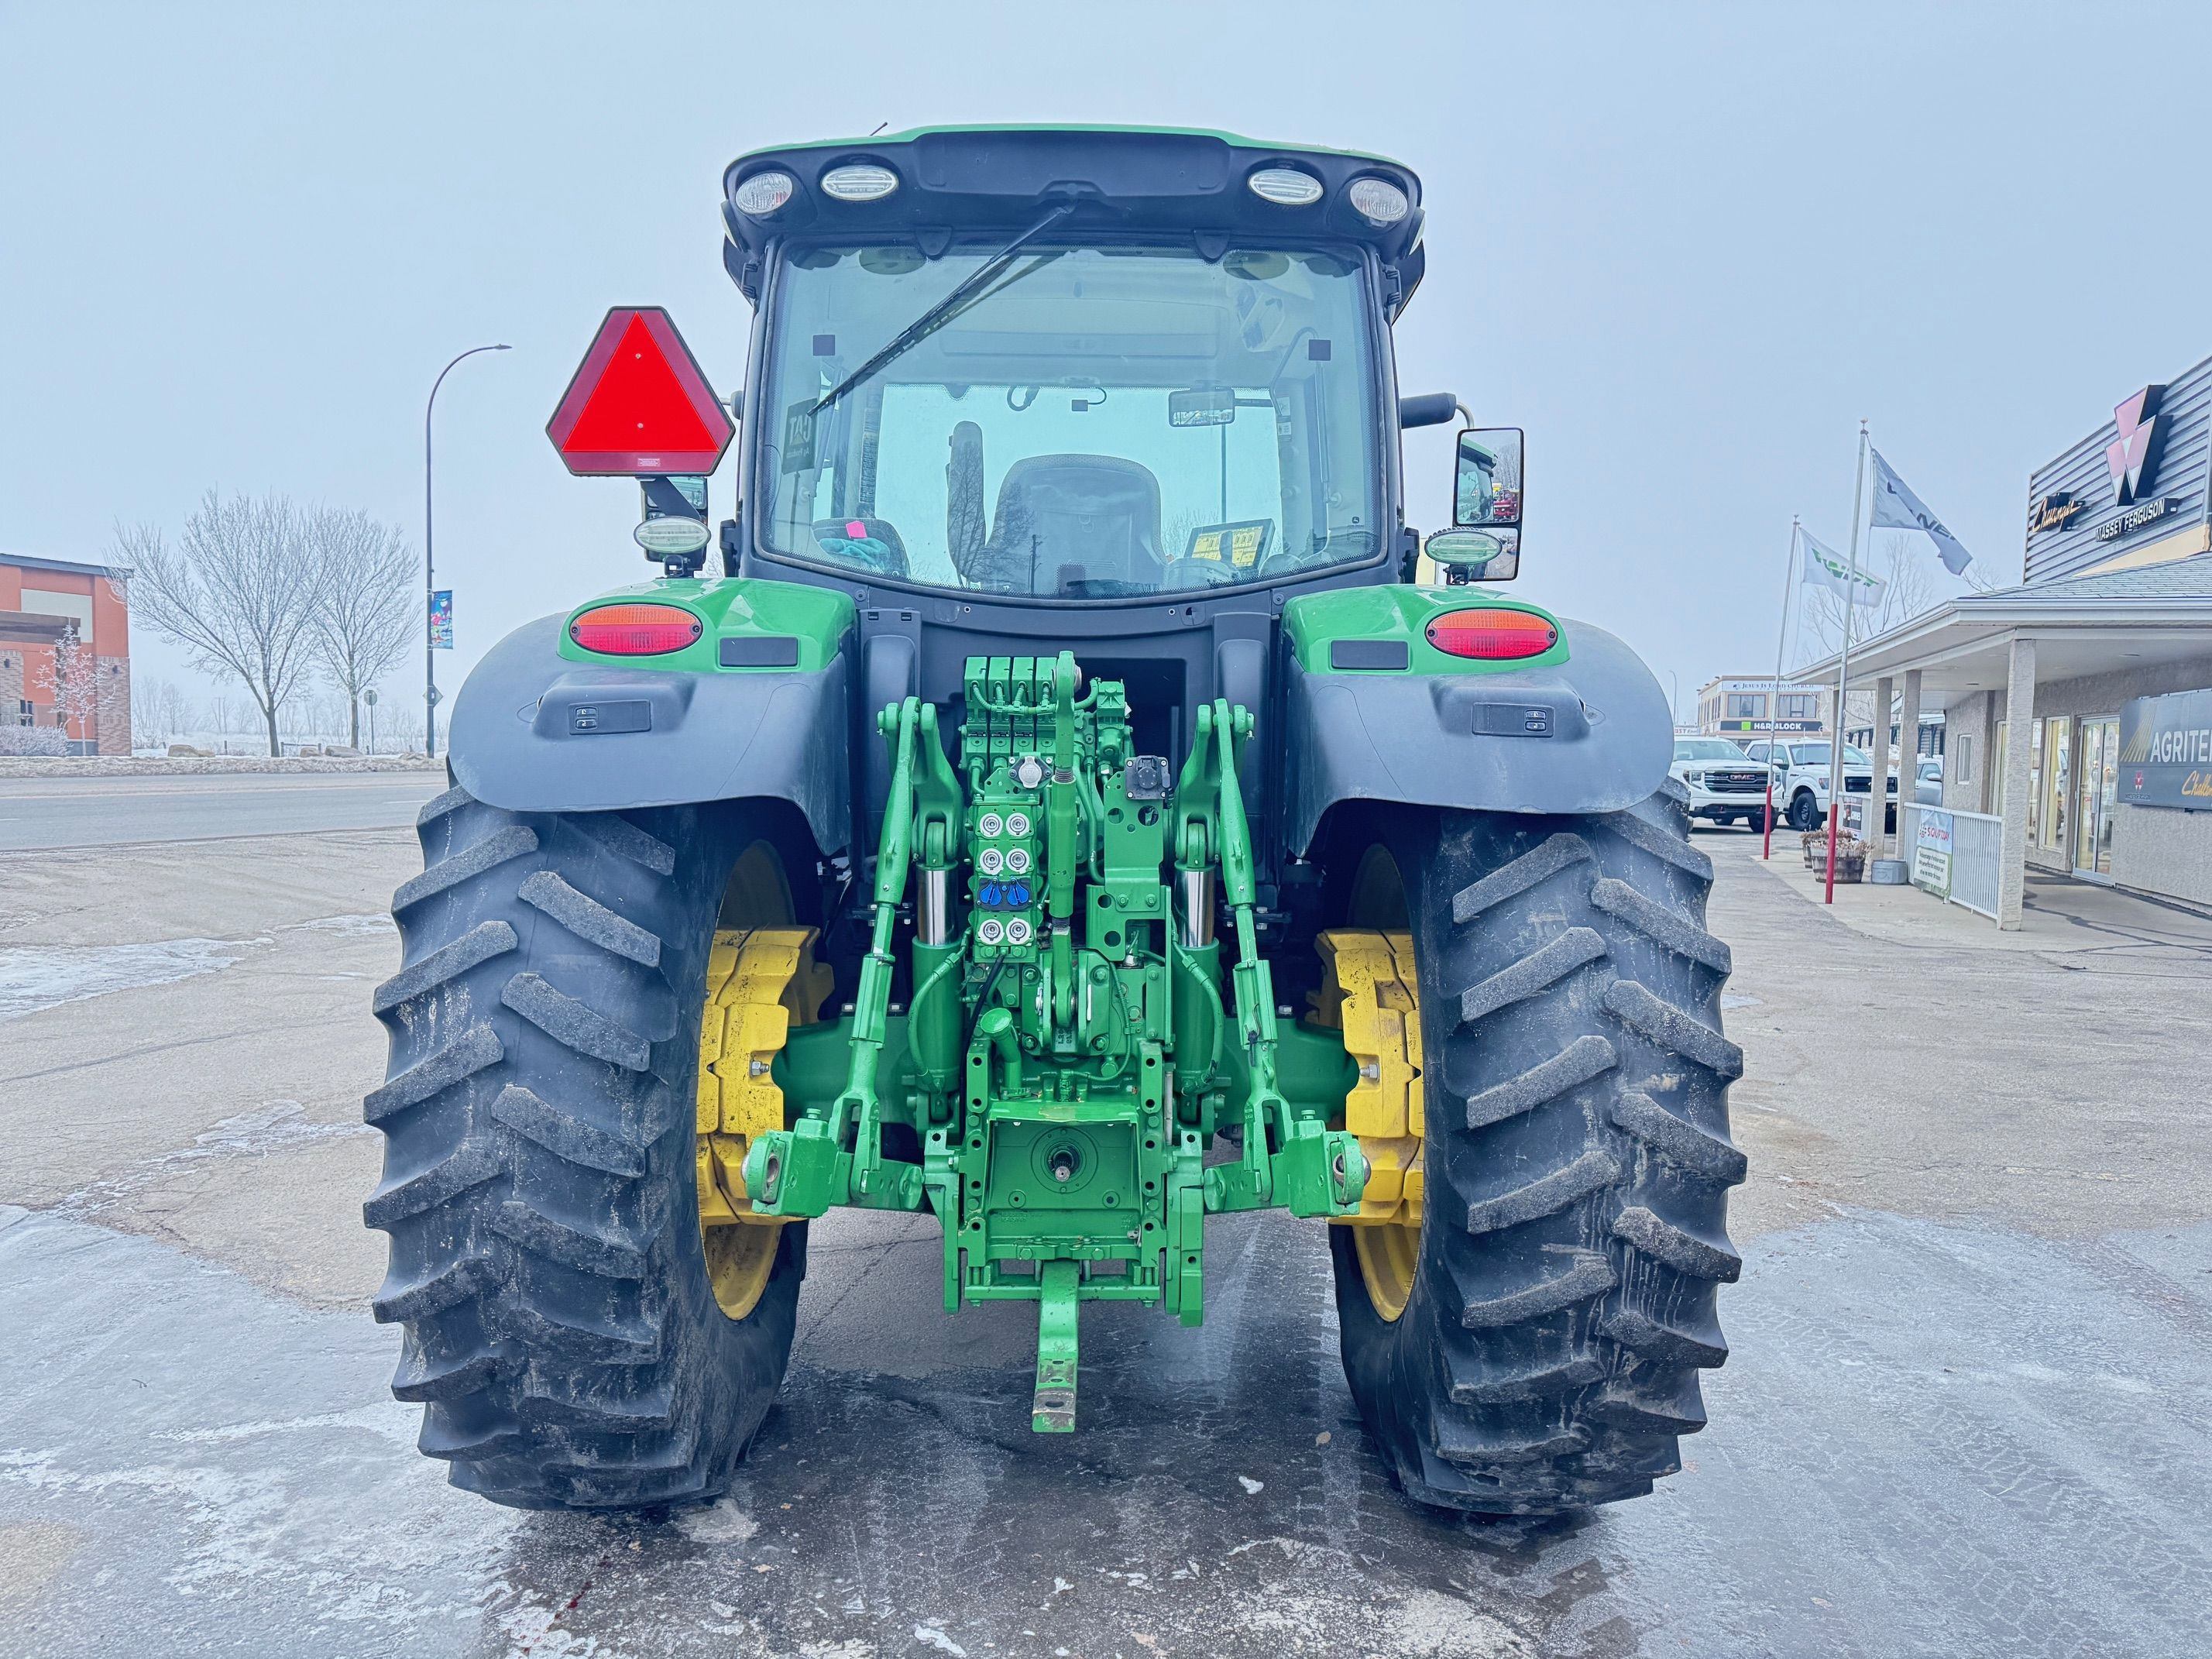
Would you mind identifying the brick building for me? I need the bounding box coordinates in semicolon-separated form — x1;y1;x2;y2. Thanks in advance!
1;554;132;755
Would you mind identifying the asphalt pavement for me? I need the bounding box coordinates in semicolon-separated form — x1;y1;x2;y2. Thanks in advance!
2;816;2209;1657
0;771;448;850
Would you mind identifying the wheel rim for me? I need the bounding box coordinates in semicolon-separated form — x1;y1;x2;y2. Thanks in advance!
1317;846;1425;1324
695;843;830;1321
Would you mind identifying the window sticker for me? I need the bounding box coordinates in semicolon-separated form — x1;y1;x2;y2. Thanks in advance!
1184;520;1274;569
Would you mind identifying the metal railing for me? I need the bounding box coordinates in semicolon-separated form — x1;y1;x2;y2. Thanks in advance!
1899;802;2004;922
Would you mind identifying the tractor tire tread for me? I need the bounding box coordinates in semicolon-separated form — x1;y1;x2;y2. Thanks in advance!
517;870;665;967
1331;793;1740;1517
366;786;805;1510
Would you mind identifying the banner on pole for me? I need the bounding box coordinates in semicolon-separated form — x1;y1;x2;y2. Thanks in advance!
429;590;454;650
1801;530;1886;605
1870;448;1974;575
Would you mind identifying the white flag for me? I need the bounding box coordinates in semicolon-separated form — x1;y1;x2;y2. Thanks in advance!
1800;529;1885;606
1869;448;1974;575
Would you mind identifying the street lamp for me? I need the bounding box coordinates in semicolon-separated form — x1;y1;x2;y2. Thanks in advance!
425;343;511;757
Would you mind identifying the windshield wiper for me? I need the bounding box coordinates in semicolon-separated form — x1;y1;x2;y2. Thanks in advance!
807;201;1076;420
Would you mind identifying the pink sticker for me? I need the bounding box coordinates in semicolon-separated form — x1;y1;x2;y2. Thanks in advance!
846;519;867;538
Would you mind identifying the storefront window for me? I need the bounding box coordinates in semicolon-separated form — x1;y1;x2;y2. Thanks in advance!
2073;717;2118;875
1726;692;1767;720
1778;693;1816;721
2039;718;2068;851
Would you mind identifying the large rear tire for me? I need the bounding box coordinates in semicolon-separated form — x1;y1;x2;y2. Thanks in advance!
1328;784;1746;1514
364;783;816;1510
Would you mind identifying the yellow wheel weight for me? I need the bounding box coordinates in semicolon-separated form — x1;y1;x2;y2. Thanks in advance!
1310;928;1424;1322
695;926;832;1320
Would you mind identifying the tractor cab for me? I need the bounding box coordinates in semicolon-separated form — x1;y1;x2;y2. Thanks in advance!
720;128;1427;605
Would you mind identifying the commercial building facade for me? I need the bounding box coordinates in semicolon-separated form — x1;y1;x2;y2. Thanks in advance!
0;553;132;755
1796;361;2212;922
1694;675;1833;738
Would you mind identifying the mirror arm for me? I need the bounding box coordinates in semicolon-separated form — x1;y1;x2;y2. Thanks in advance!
1398;392;1459;429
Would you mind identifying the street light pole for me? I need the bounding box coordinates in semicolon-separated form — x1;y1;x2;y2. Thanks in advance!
425;343;511;758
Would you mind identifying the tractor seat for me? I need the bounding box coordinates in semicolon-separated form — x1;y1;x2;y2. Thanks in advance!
984;455;1165;595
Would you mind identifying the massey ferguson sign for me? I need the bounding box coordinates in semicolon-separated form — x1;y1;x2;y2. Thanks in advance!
2095;383;2179;541
2106;385;2169;505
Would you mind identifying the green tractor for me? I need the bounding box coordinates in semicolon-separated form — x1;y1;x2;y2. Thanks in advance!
365;126;1743;1517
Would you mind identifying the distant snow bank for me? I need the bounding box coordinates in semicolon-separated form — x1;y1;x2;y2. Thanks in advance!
0;755;444;778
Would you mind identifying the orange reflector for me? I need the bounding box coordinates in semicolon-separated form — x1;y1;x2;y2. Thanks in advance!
568;603;703;655
1424;607;1558;661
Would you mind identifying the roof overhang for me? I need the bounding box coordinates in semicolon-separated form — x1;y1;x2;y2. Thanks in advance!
719;125;1426;316
1790;593;2212;702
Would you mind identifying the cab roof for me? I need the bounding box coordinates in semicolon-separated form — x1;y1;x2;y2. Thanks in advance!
720;125;1426;318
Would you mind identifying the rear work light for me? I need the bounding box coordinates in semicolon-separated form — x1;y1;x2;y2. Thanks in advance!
1347;176;1410;225
1424;607;1558;661
568;603;703;655
821;163;899;201
731;170;796;216
1248;167;1324;206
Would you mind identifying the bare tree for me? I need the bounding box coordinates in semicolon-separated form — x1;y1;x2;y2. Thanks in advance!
115;493;321;756
131;673;174;747
43;623;100;750
307;507;416;749
157;679;197;741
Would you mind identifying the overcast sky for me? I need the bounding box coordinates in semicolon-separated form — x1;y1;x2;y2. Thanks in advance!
7;1;2210;727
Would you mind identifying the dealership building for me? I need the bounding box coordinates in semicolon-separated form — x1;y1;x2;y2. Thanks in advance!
1796;361;2212;923
1;553;132;755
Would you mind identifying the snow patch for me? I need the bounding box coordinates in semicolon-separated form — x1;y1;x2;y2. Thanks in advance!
912;1625;967;1657
286;913;398;939
0;936;263;1020
674;1497;759;1544
58;1101;370;1218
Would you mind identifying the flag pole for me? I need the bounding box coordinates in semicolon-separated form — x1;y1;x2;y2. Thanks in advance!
1762;517;1800;860
1826;421;1870;903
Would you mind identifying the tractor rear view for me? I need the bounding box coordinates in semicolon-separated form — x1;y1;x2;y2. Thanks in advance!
365;126;1743;1517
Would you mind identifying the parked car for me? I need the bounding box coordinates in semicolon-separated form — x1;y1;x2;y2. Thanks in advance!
1671;736;1775;830
1742;738;1896;833
1914;756;1942;806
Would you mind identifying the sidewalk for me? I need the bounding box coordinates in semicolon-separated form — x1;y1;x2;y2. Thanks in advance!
1702;825;2212;964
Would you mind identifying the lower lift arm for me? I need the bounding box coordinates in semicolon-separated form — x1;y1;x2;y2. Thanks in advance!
1174;698;1365;1220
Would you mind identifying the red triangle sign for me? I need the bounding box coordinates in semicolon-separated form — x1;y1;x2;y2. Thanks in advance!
547;307;734;476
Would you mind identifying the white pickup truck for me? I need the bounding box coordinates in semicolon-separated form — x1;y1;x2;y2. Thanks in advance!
1741;737;1894;833
1671;737;1776;830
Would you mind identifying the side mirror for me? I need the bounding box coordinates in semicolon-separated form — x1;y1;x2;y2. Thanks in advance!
1455;428;1523;528
1424;528;1519;586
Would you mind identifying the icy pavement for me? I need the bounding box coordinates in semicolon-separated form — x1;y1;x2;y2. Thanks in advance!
0;937;265;1021
3;1203;2210;1658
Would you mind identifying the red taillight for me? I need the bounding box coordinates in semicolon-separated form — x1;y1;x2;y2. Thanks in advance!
568;603;702;655
1424;607;1558;661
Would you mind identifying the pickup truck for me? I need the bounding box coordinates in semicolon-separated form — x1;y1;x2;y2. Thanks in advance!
1742;737;1895;833
1671;737;1774;830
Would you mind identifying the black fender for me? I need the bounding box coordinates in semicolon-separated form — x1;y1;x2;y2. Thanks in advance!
1280;616;1672;854
445;615;852;855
